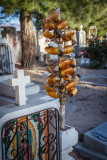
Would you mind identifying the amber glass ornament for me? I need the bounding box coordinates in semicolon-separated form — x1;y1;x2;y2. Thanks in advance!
61;67;75;76
42;10;78;130
67;88;77;97
60;58;71;68
62;45;74;54
47;89;59;98
56;20;68;30
43;30;54;38
45;46;59;55
49;10;60;21
66;81;76;90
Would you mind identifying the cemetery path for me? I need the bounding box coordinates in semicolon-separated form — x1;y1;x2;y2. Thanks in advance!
20;62;107;160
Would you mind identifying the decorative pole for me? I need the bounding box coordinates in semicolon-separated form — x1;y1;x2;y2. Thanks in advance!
42;10;79;130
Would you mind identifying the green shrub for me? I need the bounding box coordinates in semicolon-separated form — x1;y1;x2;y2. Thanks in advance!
86;39;107;68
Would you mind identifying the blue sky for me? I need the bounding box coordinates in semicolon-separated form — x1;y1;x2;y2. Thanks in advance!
0;6;20;24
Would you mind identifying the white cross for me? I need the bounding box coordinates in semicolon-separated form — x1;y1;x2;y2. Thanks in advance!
0;28;4;39
80;25;83;31
8;70;30;106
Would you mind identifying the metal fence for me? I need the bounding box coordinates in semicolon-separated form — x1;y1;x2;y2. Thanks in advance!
0;43;13;75
1;108;60;160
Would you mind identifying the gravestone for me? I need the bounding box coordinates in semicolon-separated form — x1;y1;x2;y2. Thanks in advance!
35;29;47;62
89;26;97;39
0;31;15;75
0;68;78;160
75;122;107;160
0;26;22;63
75;25;86;56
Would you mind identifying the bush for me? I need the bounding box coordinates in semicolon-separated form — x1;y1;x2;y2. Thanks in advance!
85;39;107;68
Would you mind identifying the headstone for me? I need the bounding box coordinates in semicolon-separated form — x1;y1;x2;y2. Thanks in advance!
0;28;4;38
0;26;22;63
84;122;107;155
89;26;97;39
79;25;86;45
75;25;86;56
74;122;107;160
0;38;15;75
35;29;47;61
8;70;30;106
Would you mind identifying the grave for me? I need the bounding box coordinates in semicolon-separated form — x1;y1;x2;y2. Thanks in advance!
0;69;61;160
35;29;48;62
80;57;91;67
0;28;15;75
0;69;78;160
74;122;107;160
0;26;22;63
75;25;86;56
0;95;60;160
0;27;41;100
89;26;97;39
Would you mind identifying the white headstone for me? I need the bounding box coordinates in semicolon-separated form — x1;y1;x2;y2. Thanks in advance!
8;70;30;106
79;25;86;45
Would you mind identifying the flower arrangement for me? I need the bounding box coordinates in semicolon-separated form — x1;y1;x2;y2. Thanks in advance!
83;39;107;68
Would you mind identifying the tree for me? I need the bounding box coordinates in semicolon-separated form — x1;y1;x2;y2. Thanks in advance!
37;0;107;36
0;0;59;68
0;0;107;68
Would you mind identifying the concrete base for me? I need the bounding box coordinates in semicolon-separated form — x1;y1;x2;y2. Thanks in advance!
62;153;75;160
0;93;60;159
74;122;107;160
60;125;78;160
0;81;41;98
74;143;107;160
80;57;91;67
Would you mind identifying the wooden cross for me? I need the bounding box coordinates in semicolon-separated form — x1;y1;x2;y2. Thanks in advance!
8;70;30;106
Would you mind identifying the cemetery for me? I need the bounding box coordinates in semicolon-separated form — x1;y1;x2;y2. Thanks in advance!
0;1;107;160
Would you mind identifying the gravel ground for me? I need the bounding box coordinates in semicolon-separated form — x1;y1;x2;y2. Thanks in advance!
20;61;107;160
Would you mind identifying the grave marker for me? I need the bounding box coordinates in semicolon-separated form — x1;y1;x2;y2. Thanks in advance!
75;122;107;160
75;25;86;55
8;70;30;106
0;28;4;38
89;26;97;39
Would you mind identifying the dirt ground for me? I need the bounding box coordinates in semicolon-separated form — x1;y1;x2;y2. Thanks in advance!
19;61;107;160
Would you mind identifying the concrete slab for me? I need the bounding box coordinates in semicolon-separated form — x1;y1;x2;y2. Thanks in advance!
74;143;107;160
